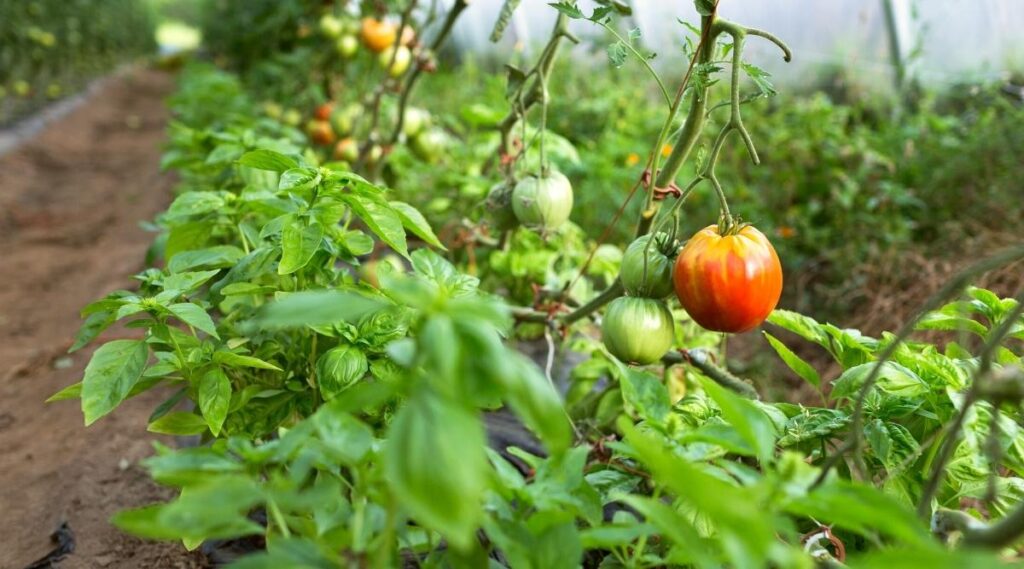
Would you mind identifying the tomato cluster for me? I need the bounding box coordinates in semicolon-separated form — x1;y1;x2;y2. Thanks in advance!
603;223;783;365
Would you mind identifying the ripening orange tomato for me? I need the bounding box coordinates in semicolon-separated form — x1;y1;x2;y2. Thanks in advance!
314;102;334;121
673;224;782;333
307;120;336;146
361;18;397;53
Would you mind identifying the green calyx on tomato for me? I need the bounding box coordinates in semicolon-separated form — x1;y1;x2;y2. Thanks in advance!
512;170;574;233
602;297;675;365
620;232;676;299
673;223;783;334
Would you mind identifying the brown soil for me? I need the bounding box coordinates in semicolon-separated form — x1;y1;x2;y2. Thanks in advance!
0;68;202;569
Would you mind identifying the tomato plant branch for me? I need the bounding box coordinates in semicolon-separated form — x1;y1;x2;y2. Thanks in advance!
496;13;578;162
387;0;470;148
811;243;1024;490
933;499;1024;549
358;0;419;168
512;279;624;324
597;22;672;106
663;348;759;398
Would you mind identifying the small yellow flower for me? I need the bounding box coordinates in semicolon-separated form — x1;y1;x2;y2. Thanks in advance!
661;144;673;158
625;152;640;167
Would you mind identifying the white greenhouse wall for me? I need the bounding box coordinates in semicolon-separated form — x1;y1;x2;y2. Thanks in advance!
444;0;1024;90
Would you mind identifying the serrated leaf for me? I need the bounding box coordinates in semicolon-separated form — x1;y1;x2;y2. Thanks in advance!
548;2;585;19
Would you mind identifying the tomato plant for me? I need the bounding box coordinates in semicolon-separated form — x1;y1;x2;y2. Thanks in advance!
44;0;1024;567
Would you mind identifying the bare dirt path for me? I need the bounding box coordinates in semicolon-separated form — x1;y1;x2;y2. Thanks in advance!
0;68;202;569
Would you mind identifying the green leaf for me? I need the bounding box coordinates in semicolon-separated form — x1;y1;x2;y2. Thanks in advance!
607;41;628;67
548;2;585;19
113;477;263;541
70;310;116;352
741;63;777;97
316;345;368;400
278;218;324;275
852;545;1017;569
611;359;670;424
499;354;571;454
831;361;927;400
341;194;408;258
312;407;374;466
166;221;213;261
258;291;387;329
278;167;321;192
701;376;778;464
237;149;299;173
162;270;222;295
148;411;209;435
167;246;245;274
198;368;231;436
390;201;446;250
166;192;226;220
167;303;219;339
767;309;829;346
213;351;282;371
784;480;930;545
383;391;486;551
693;0;716;16
618;495;718;567
622;420;777;568
47;382;82;402
763;332;821;388
81;340;149;425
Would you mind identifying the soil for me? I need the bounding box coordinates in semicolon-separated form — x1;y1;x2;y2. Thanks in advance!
0;68;203;569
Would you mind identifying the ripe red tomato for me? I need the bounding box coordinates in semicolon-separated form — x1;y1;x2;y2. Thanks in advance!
673;224;782;333
314;102;334;121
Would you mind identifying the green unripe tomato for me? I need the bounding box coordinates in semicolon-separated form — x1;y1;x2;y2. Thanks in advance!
512;170;573;232
485;182;518;231
330;103;360;135
620;233;676;298
602;297;675;365
282;108;302;127
336;34;358;58
402;107;430;138
319;14;344;39
379;45;411;77
14;80;30;97
410;128;449;163
262;101;283;119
